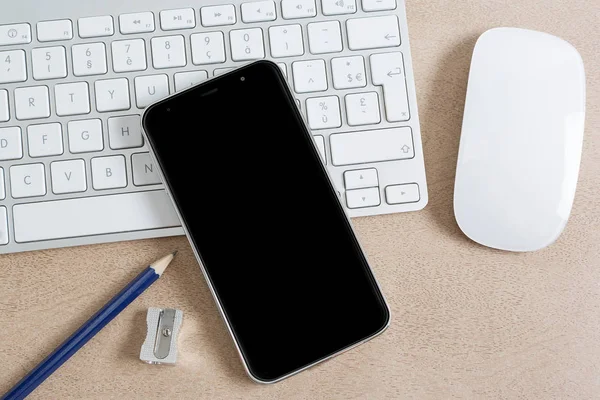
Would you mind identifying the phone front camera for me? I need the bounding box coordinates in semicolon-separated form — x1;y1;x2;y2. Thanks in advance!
240;76;246;82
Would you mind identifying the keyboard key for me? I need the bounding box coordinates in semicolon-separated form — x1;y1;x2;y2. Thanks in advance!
346;187;380;208
277;63;287;77
119;12;155;34
91;155;127;190
241;1;277;22
0;90;8;122
314;135;326;164
214;67;234;76
230;28;265;61
72;43;108;76
78;16;114;38
68;119;103;153
132;153;161;186
308;21;343;54
269;25;304;58
0;207;7;245
160;8;196;31
15;86;50;120
306;96;341;130
331;56;366;89
27;123;63;157
0;50;27;84
174;71;208;91
32;46;68;80
51;159;87;194
108;115;143;149
344;168;378;189
345;92;381;126
0;168;4;200
282;0;317;19
151;36;186;69
112;39;147;73
371;52;409;121
362;0;397;11
10;163;46;198
386;183;420;204
347;16;400;50
13;191;180;243
37;20;73;42
330;127;414;166
95;78;130;112
191;32;226;65
201;5;237;27
0;127;23;160
322;0;357;15
135;74;169;108
55;82;90;116
0;23;31;46
292;59;327;93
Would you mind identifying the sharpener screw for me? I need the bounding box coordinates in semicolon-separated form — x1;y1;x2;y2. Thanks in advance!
162;328;172;337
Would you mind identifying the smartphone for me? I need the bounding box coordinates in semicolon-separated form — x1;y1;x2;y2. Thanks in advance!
142;61;390;383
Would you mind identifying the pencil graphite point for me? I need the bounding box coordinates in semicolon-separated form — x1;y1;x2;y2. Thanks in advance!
151;251;178;276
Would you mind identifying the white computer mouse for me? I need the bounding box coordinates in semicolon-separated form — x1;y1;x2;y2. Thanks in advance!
454;27;586;252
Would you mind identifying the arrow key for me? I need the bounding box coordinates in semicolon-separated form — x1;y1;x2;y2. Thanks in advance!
344;168;378;190
346;187;381;209
385;183;420;205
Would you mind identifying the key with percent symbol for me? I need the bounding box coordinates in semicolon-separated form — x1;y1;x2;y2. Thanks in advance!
307;96;342;130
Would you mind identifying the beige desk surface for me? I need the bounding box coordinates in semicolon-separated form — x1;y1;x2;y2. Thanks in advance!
2;0;600;398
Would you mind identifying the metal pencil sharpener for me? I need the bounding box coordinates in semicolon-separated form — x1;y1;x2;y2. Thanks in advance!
140;307;183;364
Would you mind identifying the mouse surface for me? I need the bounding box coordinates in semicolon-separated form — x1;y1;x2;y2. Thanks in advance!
454;27;586;252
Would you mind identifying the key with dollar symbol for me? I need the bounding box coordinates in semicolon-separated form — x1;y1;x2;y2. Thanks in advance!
331;55;366;90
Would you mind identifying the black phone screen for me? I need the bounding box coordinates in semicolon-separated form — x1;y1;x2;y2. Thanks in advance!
143;61;389;382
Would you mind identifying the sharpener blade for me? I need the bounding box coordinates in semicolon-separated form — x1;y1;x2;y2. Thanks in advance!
140;307;183;364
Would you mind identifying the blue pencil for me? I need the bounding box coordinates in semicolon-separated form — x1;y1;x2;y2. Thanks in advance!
2;251;177;400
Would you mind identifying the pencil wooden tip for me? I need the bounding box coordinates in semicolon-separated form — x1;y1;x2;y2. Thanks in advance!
151;251;178;276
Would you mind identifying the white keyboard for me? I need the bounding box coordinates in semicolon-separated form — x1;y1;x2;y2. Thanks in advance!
0;0;428;254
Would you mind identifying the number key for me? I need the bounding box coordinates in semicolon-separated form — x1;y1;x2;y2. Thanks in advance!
112;39;147;72
0;50;27;84
191;32;226;65
151;36;186;69
32;46;67;80
230;28;265;61
72;43;107;76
